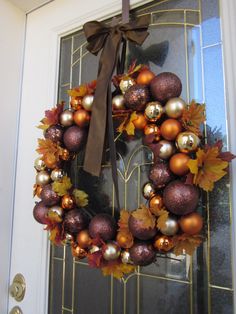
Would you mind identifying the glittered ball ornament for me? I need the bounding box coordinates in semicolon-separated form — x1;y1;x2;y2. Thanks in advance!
137;69;155;85
47;205;64;222
34;157;46;171
179;212;203;235
102;242;121;261
89;213;117;241
149;163;173;189
76;229;92;248
119;77;136;94
142;182;156;200
63;125;86;152
163;180;199;215
160;119;182;141
176;132;200;153
144;124;161;142
73;109;90;127
149;195;163;214
133;113;147;130
150;72;182;103
165;97;186;118
64;209;89;234
71;244;87;259
60;109;74;126
116;232;134;249
121;251;133;264
169;153;190;176
159;216;179;236
61;194;75;210
50;168;65;181
144;101;163;122
36;170;51;186
128;214;157;240
129;242;156;266
82;94;94;111
154;235;174;252
124;84;150;111
33;201;49;224
45;125;64;143
40;184;60;206
112;95;125;110
153;140;176;160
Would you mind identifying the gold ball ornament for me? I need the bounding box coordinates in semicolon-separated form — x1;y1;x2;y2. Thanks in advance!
144;124;161;141
102;242;121;261
71;244;87;259
157;140;176;159
154;235;174;252
36;170;51;186
143;182;156;199
176;132;200;153
82;95;94;111
112;95;125;110
62;233;74;245
76;229;92;249
34;157;46;171
60;109;74;126
169;153;190;176
159;216;179;236
144;101;163;122
51;168;65;181
73;109;90;127
149;195;163;214
179;212;203;235
121;250;133;264
133;113;148;130
119;77;136;94
137;69;155;85
160;119;182;141
47;205;63;222
61;194;75;210
165;97;186;118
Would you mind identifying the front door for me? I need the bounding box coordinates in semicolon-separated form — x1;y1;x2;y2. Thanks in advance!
9;0;235;313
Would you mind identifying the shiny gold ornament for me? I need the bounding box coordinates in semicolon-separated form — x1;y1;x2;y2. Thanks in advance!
179;212;203;235
143;182;156;199
149;195;163;214
169;153;190;176
62;233;74;245
60;109;74;126
71;244;87;259
121;250;133;264
112;95;125;110
165;97;186;118
144;101;163;122
154;235;174;252
102;242;121;261
61;194;75;210
159;216;179;236
50;168;65;181
144;124;161;141
34;157;46;171
47;205;63;222
119;77;136;94
82;95;94;111
60;148;70;161
89;245;100;254
76;229;92;249
70;96;82;110
133;113;147;130
74;109;90;127
176;132;200;153
36;170;50;186
160;119;182;141
157;140;176;159
136;69;155;85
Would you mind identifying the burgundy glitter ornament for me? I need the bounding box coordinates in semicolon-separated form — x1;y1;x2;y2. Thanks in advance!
163;180;199;215
45;125;64;143
149;163;173;189
64;209;89;234
33;201;49;224
129;242;156;266
124;84;150;111
63;125;86;152
89;213;117;241
150;72;182;103
40;184;60;206
129;215;157;240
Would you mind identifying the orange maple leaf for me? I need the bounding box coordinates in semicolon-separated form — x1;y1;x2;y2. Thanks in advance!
181;101;205;135
38;103;64;129
117;112;138;135
118;210;131;232
173;234;203;256
131;205;156;229
187;146;228;191
156;209;169;230
101;262;135;279
36;138;61;164
49;225;62;246
68;80;97;97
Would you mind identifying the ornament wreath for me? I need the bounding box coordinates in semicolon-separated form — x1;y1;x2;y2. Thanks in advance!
33;64;235;279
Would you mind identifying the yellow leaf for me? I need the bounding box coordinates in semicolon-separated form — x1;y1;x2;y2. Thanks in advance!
37;124;50;131
68;84;88;97
52;176;72;196
47;211;63;223
117;112;138;136
156;210;169;230
49;226;62;245
73;189;89;207
102;263;135;279
132;205;156;229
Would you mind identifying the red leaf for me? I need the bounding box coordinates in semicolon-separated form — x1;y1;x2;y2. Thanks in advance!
219;152;236;162
87;251;103;268
185;172;194;185
44;103;64;125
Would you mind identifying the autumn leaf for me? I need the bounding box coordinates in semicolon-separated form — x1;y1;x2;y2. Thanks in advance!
118;210;131;232
38;103;64;129
156;209;169;230
72;189;89;207
187;146;229;191
36;138;61;166
117;112;138;135
87;251;103;268
47;210;63;223
52;176;72;196
131;205;156;229
49;225;62;246
173;234;203;256
68;80;97;97
101;262;135;279
181;101;205;135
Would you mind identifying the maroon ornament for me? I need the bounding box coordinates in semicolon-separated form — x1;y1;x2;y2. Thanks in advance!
40;184;60;206
45;125;64;143
89;213;117;241
33;201;49;224
128;215;157;240
129;242;156;266
163;180;199;215
150;72;182;103
124;84;150;111
63;125;86;152
64;209;89;234
149;163;173;189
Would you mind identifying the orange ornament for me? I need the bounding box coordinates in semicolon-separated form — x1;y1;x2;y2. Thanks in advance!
169;153;190;176
76;230;92;248
116;231;134;249
133;113;148;130
137;69;155;85
144;124;161;141
74;109;90;127
154;235;174;252
61;194;75;210
160;119;182;141
149;195;163;215
179;212;203;235
70;96;82;110
71;244;87;259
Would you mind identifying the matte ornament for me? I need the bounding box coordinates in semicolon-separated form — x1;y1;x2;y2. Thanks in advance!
60;109;74;126
89;213;117;241
179;212;203;235
160;119;182;141
176;132;200;153
159;216;179;236
112;95;125;110
163;180;199;215
71;244;87;259
61;194;75;210
154;235;174;252
34;157;46;171
74;109;90;127
150;72;182;103
45;124;64;143
33;201;49;224
124;84;150;111
64;209;89;234
76;229;92;248
144;101;163;122
142;182;156;199
144;124;161;141
121;251;133;264
63;125;86;152
51;168;65;181
36;170;51;186
136;69;155;85
129;242;156;266
82;95;94;111
169;153;190;176
129;215;157;240
165;97;186;118
119;77;136;94
154;140;176;160
149;163;173;188
149;195;163;214
133;113;147;130
102;242;121;261
40;184;60;206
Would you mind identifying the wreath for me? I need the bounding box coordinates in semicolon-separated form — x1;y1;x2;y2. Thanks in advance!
33;16;235;279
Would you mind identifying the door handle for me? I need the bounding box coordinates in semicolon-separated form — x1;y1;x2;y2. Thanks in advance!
9;306;23;314
9;274;26;302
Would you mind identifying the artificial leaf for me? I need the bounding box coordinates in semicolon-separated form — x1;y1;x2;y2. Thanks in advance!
49;225;62;246
173;234;203;256
117;112;138;135
73;189;89;207
131;205;156;229
37;123;50;131
38;103;64;128
68;80;97;97
47;210;63;223
101;262;135;279
219;151;236;162
185;172;194;185
52;176;72;196
156;209;169;230
181;101;205;135
118;210;131;232
87;251;103;268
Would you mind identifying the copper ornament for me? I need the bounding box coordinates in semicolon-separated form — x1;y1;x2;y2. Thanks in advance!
169;153;190;176
179;212;203;235
154;235;174;252
160;119;182;141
